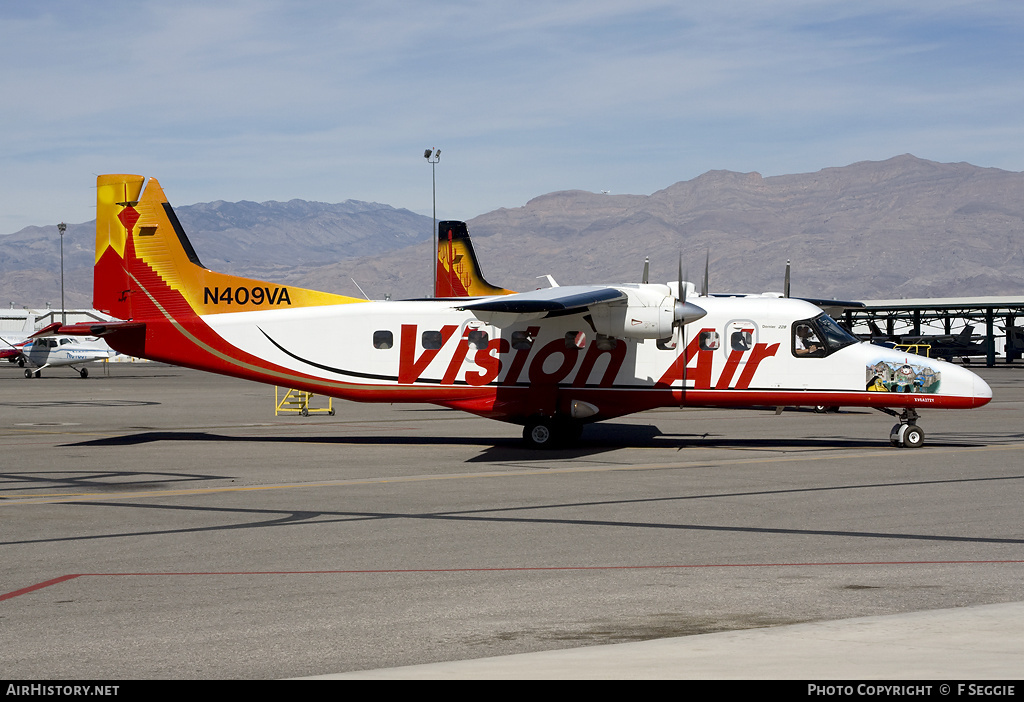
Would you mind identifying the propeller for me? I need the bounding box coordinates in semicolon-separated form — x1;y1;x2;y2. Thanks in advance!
642;257;650;285
701;251;709;297
784;260;791;298
671;254;709;407
677;254;686;407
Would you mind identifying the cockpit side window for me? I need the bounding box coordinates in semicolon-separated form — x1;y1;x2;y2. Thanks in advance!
793;321;824;357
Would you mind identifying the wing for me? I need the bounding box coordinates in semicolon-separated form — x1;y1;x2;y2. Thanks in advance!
457;285;627;316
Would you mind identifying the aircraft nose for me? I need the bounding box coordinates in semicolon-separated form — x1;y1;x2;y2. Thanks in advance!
974;373;993;404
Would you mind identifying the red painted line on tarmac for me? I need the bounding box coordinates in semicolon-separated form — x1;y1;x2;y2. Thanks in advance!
0;574;83;601
5;560;1023;601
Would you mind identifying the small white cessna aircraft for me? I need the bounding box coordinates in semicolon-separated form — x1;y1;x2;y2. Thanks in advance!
50;174;991;448
4;325;117;378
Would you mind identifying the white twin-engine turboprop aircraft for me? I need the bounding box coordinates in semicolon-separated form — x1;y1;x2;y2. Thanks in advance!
50;175;991;448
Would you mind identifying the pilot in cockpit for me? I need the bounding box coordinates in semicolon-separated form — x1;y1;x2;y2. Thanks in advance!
794;324;823;356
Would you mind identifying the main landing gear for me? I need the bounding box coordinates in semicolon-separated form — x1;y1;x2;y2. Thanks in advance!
23;367;89;379
522;416;584;449
880;408;924;448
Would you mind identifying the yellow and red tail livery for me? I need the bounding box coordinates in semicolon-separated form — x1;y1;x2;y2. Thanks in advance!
94;174;359;320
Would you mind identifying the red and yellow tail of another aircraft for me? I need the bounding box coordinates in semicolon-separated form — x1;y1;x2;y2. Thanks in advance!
434;220;514;298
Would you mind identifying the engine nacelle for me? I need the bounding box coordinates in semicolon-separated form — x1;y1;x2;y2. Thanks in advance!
590;300;677;339
589;285;707;340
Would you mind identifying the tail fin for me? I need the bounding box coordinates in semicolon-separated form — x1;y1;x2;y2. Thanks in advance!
94;175;360;321
957;325;976;340
435;221;514;298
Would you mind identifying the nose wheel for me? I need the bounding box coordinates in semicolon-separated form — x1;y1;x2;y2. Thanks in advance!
881;408;924;448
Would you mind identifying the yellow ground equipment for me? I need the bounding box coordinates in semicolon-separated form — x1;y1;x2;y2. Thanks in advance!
275;387;335;416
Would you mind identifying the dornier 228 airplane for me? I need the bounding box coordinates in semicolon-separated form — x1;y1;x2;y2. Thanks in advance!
49;174;991;448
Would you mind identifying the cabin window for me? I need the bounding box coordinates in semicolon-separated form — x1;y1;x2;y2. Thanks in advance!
699;331;720;351
422;330;443;350
656;337;677;351
565;331;586;349
730;330;753;351
511;330;535;350
372;330;393;350
467;330;489;350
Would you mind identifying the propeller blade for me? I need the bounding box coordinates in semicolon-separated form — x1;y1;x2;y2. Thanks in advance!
701;251;709;297
642;257;649;285
784;260;791;298
679;318;686;408
678;254;684;303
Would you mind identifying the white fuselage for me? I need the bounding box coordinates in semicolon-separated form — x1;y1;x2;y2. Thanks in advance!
195;295;990;421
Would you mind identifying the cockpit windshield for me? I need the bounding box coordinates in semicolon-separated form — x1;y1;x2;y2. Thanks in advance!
792;313;860;358
815;313;859;351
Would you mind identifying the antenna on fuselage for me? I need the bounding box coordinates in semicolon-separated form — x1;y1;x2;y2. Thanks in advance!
350;278;370;300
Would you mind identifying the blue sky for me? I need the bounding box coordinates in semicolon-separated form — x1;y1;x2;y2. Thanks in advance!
2;1;1023;233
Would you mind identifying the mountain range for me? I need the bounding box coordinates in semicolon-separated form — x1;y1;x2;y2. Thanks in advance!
2;154;1022;309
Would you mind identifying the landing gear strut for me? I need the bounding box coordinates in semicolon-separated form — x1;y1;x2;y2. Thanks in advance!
880;408;924;448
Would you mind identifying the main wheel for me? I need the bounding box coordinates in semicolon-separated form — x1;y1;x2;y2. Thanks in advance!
522;417;584;449
79;367;89;378
523;418;555;448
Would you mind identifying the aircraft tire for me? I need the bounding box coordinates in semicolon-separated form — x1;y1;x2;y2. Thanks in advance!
902;424;925;448
890;423;925;448
80;368;89;378
523;418;555;449
890;423;903;447
523;417;583;449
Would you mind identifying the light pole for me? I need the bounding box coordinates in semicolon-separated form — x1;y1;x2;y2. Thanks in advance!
424;147;440;297
58;222;66;325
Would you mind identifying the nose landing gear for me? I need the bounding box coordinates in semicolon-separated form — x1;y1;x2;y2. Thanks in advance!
881;408;924;448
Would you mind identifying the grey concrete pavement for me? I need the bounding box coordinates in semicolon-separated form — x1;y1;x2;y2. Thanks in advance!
312;601;1024;679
